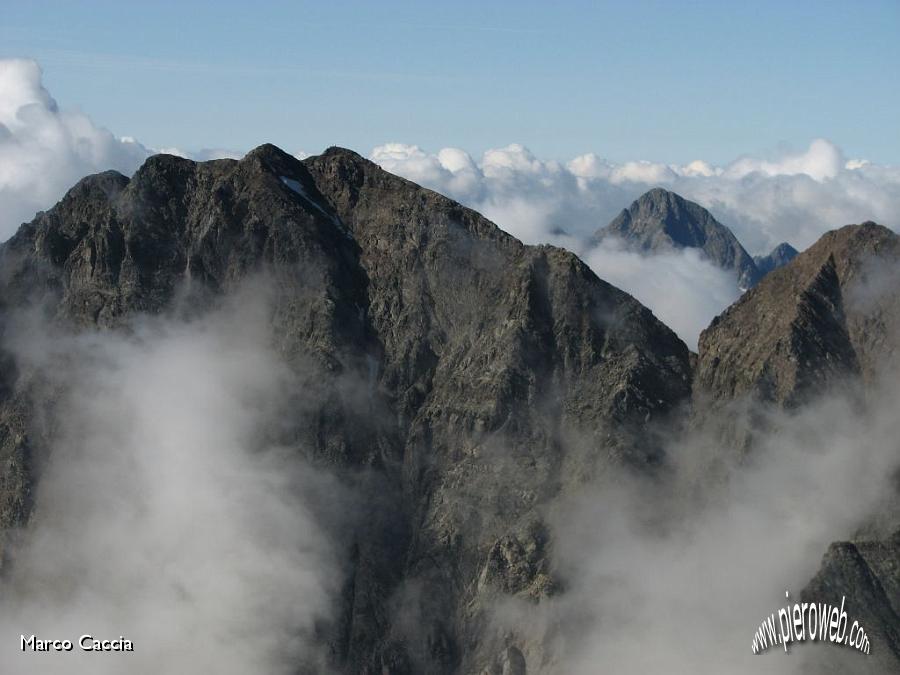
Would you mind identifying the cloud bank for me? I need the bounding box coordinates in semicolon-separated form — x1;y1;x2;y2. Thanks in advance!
371;140;900;256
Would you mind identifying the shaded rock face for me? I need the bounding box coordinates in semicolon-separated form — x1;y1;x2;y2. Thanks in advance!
594;187;761;289
754;242;799;276
0;145;692;674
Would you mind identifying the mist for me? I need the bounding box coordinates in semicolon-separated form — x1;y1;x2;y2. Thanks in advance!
484;370;900;672
0;283;347;674
583;239;741;350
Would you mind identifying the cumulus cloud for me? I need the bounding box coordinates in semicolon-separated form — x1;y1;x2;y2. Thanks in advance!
0;282;346;674
725;138;844;181
0;59;151;240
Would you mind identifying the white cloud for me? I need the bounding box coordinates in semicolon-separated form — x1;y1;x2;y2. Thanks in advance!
680;159;720;177
724;138;843;181
611;159;677;185
0;59;151;239
482;143;555;177
566;152;610;180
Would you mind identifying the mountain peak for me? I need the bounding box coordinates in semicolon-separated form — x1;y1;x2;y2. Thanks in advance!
595;188;762;288
639;186;686;204
754;242;799;275
64;169;130;202
0;141;693;673
321;145;368;161
240;143;308;177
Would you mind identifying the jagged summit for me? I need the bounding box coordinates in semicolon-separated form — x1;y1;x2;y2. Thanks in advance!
595;187;762;288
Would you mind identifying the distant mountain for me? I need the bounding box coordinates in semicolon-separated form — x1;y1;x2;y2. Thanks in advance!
594;187;762;289
753;241;799;275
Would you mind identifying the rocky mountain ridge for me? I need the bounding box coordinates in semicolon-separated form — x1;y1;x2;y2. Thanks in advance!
0;145;897;673
0;144;692;674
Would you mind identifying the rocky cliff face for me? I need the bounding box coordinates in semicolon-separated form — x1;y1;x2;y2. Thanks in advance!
594;187;762;289
0;145;692;674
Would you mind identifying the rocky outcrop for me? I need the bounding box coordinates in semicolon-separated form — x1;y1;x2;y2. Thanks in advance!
594;187;761;289
0;144;693;674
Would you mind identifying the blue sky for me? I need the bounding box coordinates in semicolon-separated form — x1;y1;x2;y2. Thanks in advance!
2;0;898;163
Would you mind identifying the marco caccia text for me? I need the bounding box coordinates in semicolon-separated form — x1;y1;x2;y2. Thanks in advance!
21;634;134;652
